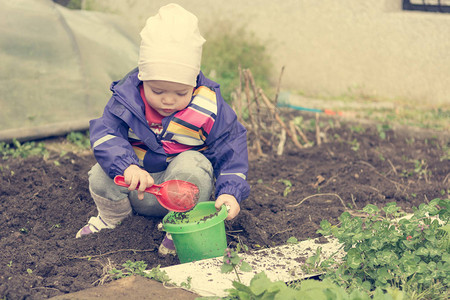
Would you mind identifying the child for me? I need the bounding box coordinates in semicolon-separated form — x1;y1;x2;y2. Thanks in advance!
76;3;250;256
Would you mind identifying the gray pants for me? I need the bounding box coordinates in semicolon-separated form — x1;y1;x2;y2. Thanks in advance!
89;151;214;217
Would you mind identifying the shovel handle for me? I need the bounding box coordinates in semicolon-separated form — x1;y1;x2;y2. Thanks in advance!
113;175;161;195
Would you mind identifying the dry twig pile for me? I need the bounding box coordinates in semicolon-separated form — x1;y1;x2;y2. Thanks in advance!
232;68;324;157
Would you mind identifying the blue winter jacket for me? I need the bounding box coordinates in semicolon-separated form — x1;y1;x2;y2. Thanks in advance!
89;68;250;203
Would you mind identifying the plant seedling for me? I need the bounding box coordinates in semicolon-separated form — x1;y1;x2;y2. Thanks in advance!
316;199;450;293
278;179;292;197
286;236;298;244
66;131;91;149
110;260;171;284
376;123;391;140
0;139;48;160
221;247;252;283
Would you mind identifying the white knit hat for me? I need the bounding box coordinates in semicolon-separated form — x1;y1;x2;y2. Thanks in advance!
138;3;205;86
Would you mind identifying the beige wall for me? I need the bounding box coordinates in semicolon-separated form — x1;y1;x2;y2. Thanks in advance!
96;0;450;106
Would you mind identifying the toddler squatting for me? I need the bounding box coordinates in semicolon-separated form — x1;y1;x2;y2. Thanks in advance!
76;3;250;256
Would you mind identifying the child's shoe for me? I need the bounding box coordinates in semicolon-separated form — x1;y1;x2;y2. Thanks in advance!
75;215;115;238
75;192;132;238
158;233;177;256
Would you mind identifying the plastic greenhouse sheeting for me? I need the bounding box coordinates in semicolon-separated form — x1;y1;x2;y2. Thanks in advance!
0;0;139;142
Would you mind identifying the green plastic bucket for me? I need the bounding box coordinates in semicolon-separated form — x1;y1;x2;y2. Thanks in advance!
162;202;228;263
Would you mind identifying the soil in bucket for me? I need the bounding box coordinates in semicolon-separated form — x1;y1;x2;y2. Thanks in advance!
162;202;228;263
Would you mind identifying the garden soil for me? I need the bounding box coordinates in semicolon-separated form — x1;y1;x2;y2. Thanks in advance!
0;111;449;299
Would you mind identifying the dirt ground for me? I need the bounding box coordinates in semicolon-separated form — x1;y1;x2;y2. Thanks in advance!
0;111;449;299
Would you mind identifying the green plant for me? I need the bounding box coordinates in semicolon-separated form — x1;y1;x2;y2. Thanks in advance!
286;236;299;244
350;124;366;134
66;131;90;149
109;260;171;284
51;224;61;229
440;144;450;162
221;247;252;283
349;138;360;151
236;240;249;253
376;124;391;140
201;20;272;102
277;179;292;197
300;246;324;274
400;159;432;181
0;139;48;160
412;159;431;181
316;199;449;296
223;271;403;300
405;137;415;145
400;169;413;178
180;276;192;290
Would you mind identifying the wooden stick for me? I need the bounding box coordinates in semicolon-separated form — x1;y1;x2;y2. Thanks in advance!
246;69;276;147
387;159;398;175
244;69;266;132
274;66;285;106
244;69;263;108
243;71;265;157
277;129;286;156
235;65;244;123
315;113;321;146
259;88;303;150
294;124;310;144
289;120;303;148
443;172;449;185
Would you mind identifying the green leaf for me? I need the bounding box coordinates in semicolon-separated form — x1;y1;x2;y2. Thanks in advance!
376;250;398;266
439;224;450;235
348;288;371;299
415;247;429;256
401;258;418;276
236;291;252;300
372;287;394;300
275;287;303;300
230;255;241;265
231;280;251;292
287;236;299;244
415;261;427;274
363;204;380;215
240;261;253;272
283;186;292;197
266;281;288;297
361;280;372;291
442;252;450;262
346;248;362;269
317;220;331;235
221;263;234;274
248;272;273;296
370;239;384;250
376;267;392;284
298;279;340;300
382;202;400;215
278;179;292;187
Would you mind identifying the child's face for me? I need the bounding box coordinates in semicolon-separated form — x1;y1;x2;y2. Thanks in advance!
143;80;194;117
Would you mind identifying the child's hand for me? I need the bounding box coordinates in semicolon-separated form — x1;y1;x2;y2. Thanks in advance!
215;194;240;220
123;164;154;200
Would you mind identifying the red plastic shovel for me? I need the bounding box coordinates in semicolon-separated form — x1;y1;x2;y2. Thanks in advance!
114;175;199;212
